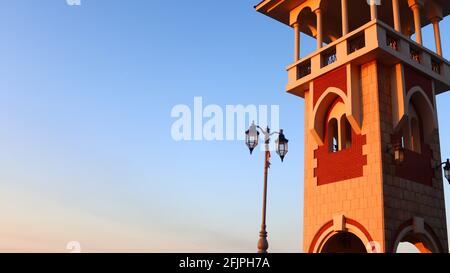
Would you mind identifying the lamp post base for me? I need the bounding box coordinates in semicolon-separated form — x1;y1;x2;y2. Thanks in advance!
257;226;269;253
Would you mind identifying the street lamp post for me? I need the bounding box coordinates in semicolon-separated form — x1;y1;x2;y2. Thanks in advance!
245;121;289;253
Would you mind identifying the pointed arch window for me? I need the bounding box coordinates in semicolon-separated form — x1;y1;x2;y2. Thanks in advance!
410;117;421;153
328;118;339;152
341;115;352;150
397;100;424;154
326;101;353;153
409;104;422;154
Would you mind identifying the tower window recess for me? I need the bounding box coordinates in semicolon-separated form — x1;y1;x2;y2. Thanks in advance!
326;102;353;153
328;118;339;153
398;103;423;154
341;115;352;150
410;117;421;153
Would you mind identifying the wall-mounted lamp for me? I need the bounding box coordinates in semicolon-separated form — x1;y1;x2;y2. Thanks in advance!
386;143;405;165
436;159;450;183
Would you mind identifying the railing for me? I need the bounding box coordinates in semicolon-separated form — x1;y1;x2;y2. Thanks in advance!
291;21;375;82
297;60;311;79
288;20;449;94
432;59;441;74
348;34;366;54
410;47;421;63
322;47;337;67
386;34;399;51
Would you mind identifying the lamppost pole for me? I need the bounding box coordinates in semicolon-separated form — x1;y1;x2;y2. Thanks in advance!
245;122;289;254
258;130;271;253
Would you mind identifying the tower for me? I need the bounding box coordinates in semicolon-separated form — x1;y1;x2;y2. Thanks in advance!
256;0;449;252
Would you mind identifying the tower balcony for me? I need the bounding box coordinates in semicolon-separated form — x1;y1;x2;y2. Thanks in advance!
286;19;450;98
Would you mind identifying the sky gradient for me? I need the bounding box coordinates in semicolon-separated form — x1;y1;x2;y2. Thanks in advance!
0;0;449;252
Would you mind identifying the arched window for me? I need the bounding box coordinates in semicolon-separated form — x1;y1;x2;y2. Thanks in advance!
325;100;353;153
340;115;352;150
399;102;423;154
410;117;421;153
409;104;422;153
328;118;339;152
400;122;410;150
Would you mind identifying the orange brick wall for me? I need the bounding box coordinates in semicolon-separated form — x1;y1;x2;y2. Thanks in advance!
313;66;347;107
303;60;448;253
303;61;385;252
314;126;367;185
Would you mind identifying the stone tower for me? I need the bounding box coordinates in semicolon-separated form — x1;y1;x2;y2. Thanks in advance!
256;0;449;252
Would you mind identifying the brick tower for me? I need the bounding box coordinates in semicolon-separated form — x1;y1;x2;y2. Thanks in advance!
256;0;449;253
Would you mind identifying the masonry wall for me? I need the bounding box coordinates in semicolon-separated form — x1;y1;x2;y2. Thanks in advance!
379;63;449;252
303;61;385;252
303;60;449;253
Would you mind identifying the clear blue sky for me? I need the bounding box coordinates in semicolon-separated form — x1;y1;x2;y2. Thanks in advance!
0;0;448;252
